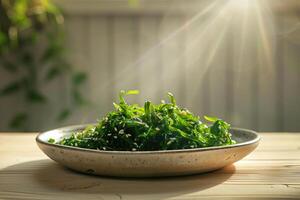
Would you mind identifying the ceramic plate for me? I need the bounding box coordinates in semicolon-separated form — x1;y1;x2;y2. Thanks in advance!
36;124;260;177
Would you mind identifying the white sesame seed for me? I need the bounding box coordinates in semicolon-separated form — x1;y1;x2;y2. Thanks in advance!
113;136;117;139
132;148;137;151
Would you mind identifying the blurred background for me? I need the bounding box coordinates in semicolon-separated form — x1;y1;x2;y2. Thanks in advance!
0;0;300;132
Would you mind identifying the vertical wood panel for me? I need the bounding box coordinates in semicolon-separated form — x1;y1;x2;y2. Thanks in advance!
0;71;25;130
64;16;91;124
184;5;234;118
184;15;207;116
159;16;185;105
154;16;164;101
137;16;162;104
89;17;112;117
282;17;300;131
206;14;231;121
225;28;235;124
113;16;139;103
31;15;91;130
177;16;188;106
231;11;258;130
207;40;228;121
256;12;279;131
107;17;116;103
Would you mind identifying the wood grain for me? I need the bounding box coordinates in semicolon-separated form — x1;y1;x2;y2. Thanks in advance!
0;132;300;199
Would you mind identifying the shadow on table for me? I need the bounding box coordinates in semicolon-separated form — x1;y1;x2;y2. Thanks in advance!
1;159;235;197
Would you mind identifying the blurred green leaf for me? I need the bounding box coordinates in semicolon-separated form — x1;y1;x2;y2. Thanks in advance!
45;1;62;16
8;26;18;46
21;51;34;66
45;66;61;81
0;31;7;46
0;0;90;130
21;31;38;46
0;60;18;72
11;0;31;29
26;90;46;103
57;108;71;122
41;42;63;63
72;89;86;106
9;112;28;129
72;72;87;86
0;80;22;96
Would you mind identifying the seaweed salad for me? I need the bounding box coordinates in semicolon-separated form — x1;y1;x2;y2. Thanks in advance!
54;90;236;151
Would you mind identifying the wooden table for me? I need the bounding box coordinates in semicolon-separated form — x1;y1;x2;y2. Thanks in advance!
0;133;299;200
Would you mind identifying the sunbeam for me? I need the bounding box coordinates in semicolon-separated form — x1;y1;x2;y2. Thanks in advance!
100;0;221;90
98;0;278;112
254;0;276;73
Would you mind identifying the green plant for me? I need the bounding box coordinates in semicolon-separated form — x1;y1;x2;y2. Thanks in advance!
57;90;235;151
0;0;88;130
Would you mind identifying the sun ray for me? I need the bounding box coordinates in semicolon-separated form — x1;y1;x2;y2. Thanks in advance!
254;0;276;73
233;0;251;86
183;1;234;71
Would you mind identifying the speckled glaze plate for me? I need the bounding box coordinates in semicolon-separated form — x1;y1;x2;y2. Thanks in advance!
36;124;260;177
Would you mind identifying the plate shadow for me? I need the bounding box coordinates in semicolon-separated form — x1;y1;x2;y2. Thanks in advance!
0;159;236;199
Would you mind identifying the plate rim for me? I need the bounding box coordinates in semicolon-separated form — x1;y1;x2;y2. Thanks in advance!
36;124;260;155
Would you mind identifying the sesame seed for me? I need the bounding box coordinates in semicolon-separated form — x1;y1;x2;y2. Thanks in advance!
113;136;117;139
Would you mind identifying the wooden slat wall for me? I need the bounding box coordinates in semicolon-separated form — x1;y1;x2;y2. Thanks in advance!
281;17;300;132
57;12;300;132
0;5;300;132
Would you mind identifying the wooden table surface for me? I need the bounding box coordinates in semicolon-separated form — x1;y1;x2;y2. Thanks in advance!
0;133;299;200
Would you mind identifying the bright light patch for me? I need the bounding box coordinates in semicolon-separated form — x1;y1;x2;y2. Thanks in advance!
104;0;277;111
230;0;250;10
